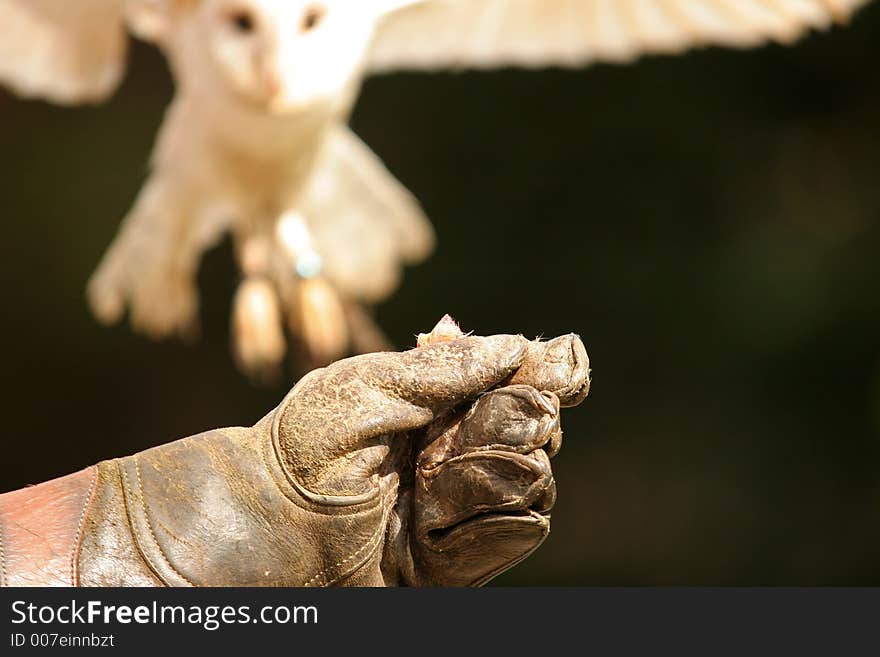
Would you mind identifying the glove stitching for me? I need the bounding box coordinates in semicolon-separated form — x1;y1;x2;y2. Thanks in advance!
259;428;377;517
133;458;196;587
69;466;99;586
268;398;381;511
119;459;194;587
118;461;167;585
304;494;393;587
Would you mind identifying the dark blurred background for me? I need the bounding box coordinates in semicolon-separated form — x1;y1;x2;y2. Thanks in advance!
3;7;880;585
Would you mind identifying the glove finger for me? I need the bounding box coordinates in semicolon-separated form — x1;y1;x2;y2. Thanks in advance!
418;385;562;469
416;449;556;539
413;449;556;586
460;385;561;455
278;333;528;444
417;512;550;587
362;334;530;409
508;334;591;407
275;335;528;493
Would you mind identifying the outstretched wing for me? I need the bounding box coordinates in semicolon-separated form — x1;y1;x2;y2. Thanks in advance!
367;0;871;72
0;0;128;104
301;125;435;303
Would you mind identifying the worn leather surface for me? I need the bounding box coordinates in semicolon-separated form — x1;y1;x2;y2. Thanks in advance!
80;423;390;587
0;466;97;586
77;462;164;587
5;332;590;587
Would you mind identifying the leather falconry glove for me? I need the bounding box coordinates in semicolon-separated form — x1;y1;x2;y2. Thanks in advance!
0;322;590;587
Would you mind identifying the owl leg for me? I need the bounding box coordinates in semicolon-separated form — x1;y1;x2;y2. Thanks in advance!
87;175;222;340
231;233;287;382
232;217;350;378
274;212;350;368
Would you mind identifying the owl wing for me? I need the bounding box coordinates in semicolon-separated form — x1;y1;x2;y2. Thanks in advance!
301;125;435;303
0;0;128;104
367;0;871;72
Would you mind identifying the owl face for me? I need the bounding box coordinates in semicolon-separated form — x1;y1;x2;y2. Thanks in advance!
194;0;383;113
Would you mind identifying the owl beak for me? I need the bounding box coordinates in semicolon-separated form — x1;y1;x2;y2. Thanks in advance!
262;63;303;113
262;67;282;100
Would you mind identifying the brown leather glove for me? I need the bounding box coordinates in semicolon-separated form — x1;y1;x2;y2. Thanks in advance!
0;331;589;587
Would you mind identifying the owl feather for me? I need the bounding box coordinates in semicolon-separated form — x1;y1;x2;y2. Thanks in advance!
0;0;871;376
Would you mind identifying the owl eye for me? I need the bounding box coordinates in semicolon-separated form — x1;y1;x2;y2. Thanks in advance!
228;10;255;34
300;4;326;33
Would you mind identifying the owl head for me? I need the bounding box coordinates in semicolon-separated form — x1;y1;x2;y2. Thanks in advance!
126;0;413;113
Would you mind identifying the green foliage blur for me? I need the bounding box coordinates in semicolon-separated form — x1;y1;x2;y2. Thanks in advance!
2;7;880;585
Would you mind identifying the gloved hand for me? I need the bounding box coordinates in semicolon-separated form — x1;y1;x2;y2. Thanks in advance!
0;325;590;587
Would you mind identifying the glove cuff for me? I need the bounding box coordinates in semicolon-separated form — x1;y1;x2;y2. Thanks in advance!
76;421;391;586
0;466;99;586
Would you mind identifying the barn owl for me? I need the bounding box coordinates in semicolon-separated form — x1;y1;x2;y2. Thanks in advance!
0;0;871;378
